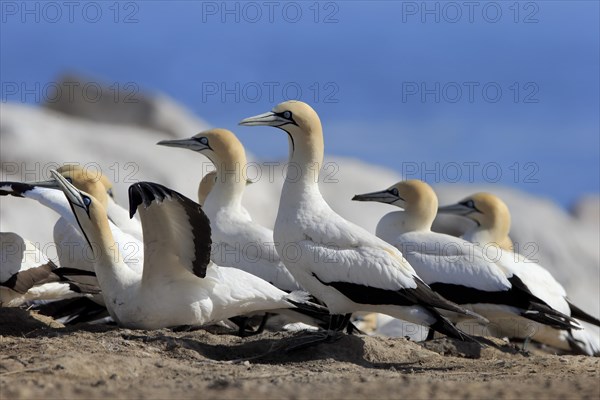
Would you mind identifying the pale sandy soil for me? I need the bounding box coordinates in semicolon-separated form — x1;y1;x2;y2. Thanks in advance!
1;309;598;400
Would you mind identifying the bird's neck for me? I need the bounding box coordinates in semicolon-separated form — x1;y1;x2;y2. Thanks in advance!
281;128;325;206
377;211;432;240
463;228;497;248
204;156;246;212
84;212;137;292
464;215;510;249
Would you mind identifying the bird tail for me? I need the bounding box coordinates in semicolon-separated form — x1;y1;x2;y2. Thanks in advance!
427;309;481;344
567;300;600;327
33;297;108;324
52;268;101;295
410;279;489;324
565;329;600;357
1;262;100;296
506;276;582;330
521;304;582;331
285;291;330;316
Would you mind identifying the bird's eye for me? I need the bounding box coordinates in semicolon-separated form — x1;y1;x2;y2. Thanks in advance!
390;188;399;196
197;137;209;145
83;196;92;206
65;177;73;184
283;111;292;119
465;200;475;208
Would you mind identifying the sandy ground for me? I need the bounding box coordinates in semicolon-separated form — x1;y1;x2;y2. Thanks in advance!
1;309;598;400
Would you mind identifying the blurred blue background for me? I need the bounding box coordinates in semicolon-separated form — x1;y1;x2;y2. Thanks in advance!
1;1;598;207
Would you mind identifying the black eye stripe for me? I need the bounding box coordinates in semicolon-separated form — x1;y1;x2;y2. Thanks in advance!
460;199;480;212
275;111;287;118
275;111;296;124
195;137;209;145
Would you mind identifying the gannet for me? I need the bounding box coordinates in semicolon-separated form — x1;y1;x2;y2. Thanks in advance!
239;101;483;341
50;169;325;330
438;192;600;354
1;232;99;307
93;169;143;241
352;180;581;340
197;170;253;217
438;193;515;251
157;129;301;292
0;166;143;275
197;171;218;207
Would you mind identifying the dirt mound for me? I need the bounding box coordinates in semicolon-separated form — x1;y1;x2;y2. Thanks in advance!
1;309;598;399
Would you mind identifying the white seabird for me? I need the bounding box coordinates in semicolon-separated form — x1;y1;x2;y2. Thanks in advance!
197;171;218;207
196;170;253;216
50;169;325;330
439;192;514;251
157;129;301;292
239;101;483;341
0;232;99;307
438;192;600;355
158;129;343;333
97;170;143;241
352;180;582;341
0;165;143;275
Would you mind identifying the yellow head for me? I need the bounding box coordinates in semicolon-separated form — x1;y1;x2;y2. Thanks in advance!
438;192;512;241
157;128;247;177
353;180;438;229
50;170;113;253
239;101;324;164
55;165;110;209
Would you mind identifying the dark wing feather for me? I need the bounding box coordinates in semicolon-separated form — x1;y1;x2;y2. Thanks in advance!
0;182;35;197
567;300;600;327
129;182;211;278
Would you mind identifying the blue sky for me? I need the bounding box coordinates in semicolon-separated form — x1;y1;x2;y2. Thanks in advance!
1;1;598;207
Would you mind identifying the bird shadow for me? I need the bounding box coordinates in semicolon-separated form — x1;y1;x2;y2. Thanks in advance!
0;308;118;338
118;330;473;372
0;308;527;371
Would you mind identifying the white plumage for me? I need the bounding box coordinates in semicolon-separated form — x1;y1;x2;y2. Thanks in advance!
1;232;98;307
239;101;480;340
354;180;581;340
398;188;598;355
51;170;324;330
157;129;301;292
0;168;143;276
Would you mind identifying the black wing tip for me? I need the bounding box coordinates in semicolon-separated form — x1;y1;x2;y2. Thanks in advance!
507;276;582;329
32;297;107;324
413;278;477;318
54;267;97;279
567;300;600;327
193;265;207;279
128;184;139;218
429;314;481;344
521;309;578;331
0;181;35;197
127;181;212;278
187;202;212;279
128;181;184;218
286;291;330;316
